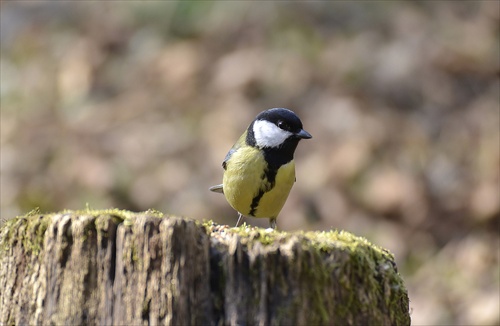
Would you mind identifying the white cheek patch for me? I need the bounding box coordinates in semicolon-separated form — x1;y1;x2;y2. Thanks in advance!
253;120;292;148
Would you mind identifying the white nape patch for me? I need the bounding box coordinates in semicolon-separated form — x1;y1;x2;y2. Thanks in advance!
253;120;292;148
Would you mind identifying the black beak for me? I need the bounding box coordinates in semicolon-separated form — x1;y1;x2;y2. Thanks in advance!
296;129;312;139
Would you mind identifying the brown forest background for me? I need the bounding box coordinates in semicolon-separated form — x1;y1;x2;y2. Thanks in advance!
1;1;499;325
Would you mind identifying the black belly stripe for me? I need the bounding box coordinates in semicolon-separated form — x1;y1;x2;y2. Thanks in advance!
249;168;278;216
249;190;265;216
247;138;299;217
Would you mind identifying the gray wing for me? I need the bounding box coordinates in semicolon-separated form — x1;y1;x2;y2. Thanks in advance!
211;134;245;193
209;147;235;193
222;147;237;170
209;147;236;193
222;131;246;170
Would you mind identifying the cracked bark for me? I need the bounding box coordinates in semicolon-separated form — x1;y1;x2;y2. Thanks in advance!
0;211;410;325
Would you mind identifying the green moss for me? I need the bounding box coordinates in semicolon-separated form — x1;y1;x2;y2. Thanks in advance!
0;208;166;257
299;248;331;324
1;211;409;325
204;222;393;260
0;212;52;257
203;222;408;324
131;239;140;263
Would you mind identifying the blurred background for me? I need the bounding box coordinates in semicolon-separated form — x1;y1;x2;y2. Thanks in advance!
1;1;498;324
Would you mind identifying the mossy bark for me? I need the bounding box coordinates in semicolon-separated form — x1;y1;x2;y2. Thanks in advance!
0;210;410;325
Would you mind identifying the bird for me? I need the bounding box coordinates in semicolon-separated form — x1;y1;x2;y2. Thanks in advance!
209;108;312;229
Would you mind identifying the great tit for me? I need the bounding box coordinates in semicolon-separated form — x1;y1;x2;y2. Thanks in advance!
209;108;312;229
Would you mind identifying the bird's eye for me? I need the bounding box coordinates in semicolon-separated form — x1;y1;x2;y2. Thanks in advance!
277;121;289;131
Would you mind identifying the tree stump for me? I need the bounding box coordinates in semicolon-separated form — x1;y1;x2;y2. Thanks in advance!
0;210;410;325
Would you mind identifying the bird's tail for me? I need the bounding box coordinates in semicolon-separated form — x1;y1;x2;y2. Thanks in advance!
209;184;224;194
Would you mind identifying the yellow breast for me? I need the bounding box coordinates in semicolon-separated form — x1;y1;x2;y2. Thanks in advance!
222;147;296;219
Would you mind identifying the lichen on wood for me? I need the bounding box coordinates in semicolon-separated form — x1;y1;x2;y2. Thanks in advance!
0;210;410;325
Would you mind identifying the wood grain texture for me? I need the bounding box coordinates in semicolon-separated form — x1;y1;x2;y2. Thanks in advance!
0;210;410;325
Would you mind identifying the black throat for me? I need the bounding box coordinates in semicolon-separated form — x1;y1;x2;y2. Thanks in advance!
247;138;299;217
245;120;300;217
246;120;299;170
262;139;299;170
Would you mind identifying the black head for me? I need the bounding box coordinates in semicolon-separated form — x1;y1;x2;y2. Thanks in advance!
256;108;311;138
246;108;312;149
